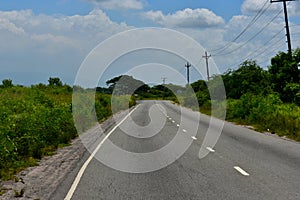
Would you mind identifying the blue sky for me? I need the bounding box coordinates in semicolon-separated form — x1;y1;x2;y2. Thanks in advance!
0;0;243;21
0;0;299;86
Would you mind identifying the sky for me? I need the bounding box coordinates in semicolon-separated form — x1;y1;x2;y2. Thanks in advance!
0;0;300;86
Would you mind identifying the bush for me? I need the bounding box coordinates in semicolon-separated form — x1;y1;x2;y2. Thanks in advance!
1;84;137;180
0;86;77;179
226;93;300;141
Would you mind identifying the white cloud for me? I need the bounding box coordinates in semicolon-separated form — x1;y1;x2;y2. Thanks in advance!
89;0;144;10
0;9;33;21
0;18;25;35
172;8;297;74
144;8;225;28
30;34;74;45
242;0;278;15
242;0;300;17
288;1;300;16
0;9;131;85
0;5;298;86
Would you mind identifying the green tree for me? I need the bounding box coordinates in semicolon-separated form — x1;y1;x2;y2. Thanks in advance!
48;77;63;86
2;79;13;88
106;75;150;96
191;80;207;93
282;83;300;105
222;60;270;99
191;80;210;105
269;49;300;102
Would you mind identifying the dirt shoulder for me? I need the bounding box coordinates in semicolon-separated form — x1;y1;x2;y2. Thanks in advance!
0;109;126;200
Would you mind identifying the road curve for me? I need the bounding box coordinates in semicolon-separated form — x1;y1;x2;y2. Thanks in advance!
51;100;300;200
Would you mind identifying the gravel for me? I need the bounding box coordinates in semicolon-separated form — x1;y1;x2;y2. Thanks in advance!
0;108;129;200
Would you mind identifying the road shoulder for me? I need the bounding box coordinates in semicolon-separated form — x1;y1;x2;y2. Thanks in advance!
0;107;131;200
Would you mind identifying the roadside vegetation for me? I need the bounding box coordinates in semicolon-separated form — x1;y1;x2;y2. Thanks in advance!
0;77;135;180
118;49;300;142
1;48;299;182
190;48;300;141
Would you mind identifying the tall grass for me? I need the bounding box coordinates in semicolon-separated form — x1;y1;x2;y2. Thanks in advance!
0;85;135;180
226;93;300;141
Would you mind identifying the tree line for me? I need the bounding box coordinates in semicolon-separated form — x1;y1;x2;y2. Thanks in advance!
191;48;300;141
1;48;299;182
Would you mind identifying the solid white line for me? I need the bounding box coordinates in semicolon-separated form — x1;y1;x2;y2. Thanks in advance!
64;106;139;200
191;136;197;140
234;166;250;176
206;147;215;152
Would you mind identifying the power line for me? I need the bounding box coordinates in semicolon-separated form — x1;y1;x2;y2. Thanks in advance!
257;43;286;66
224;32;286;70
216;0;296;69
256;37;286;59
213;9;283;57
270;0;297;55
245;28;284;58
209;0;270;54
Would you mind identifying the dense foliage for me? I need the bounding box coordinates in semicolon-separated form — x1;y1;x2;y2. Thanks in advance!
0;83;75;179
190;48;300;141
1;48;300;181
0;78;135;180
106;75;150;96
226;93;300;141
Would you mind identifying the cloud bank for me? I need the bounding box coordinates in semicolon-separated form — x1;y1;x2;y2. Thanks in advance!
242;0;300;17
0;9;131;85
144;8;225;28
0;2;299;86
89;0;144;10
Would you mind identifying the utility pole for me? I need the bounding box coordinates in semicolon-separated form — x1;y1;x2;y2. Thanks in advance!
161;77;167;85
203;51;211;81
162;77;167;100
270;0;296;56
185;62;191;84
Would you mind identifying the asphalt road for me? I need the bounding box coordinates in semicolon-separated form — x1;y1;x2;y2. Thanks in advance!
52;100;300;200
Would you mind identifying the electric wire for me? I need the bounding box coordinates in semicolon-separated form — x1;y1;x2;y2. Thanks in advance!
240;28;284;60
222;27;286;69
212;9;283;57
257;43;286;66
208;0;271;54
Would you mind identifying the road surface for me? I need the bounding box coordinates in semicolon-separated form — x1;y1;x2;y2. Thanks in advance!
51;100;300;200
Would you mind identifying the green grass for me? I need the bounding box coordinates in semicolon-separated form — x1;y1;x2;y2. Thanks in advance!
183;92;300;142
223;94;300;141
0;85;135;180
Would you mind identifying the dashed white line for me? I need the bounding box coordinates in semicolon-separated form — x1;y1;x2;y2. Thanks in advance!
182;129;187;133
206;147;215;152
191;136;197;140
234;166;250;176
172;120;175;123
176;124;180;127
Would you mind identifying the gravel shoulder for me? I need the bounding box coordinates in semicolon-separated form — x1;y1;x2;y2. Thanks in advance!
0;108;129;200
1;103;298;199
